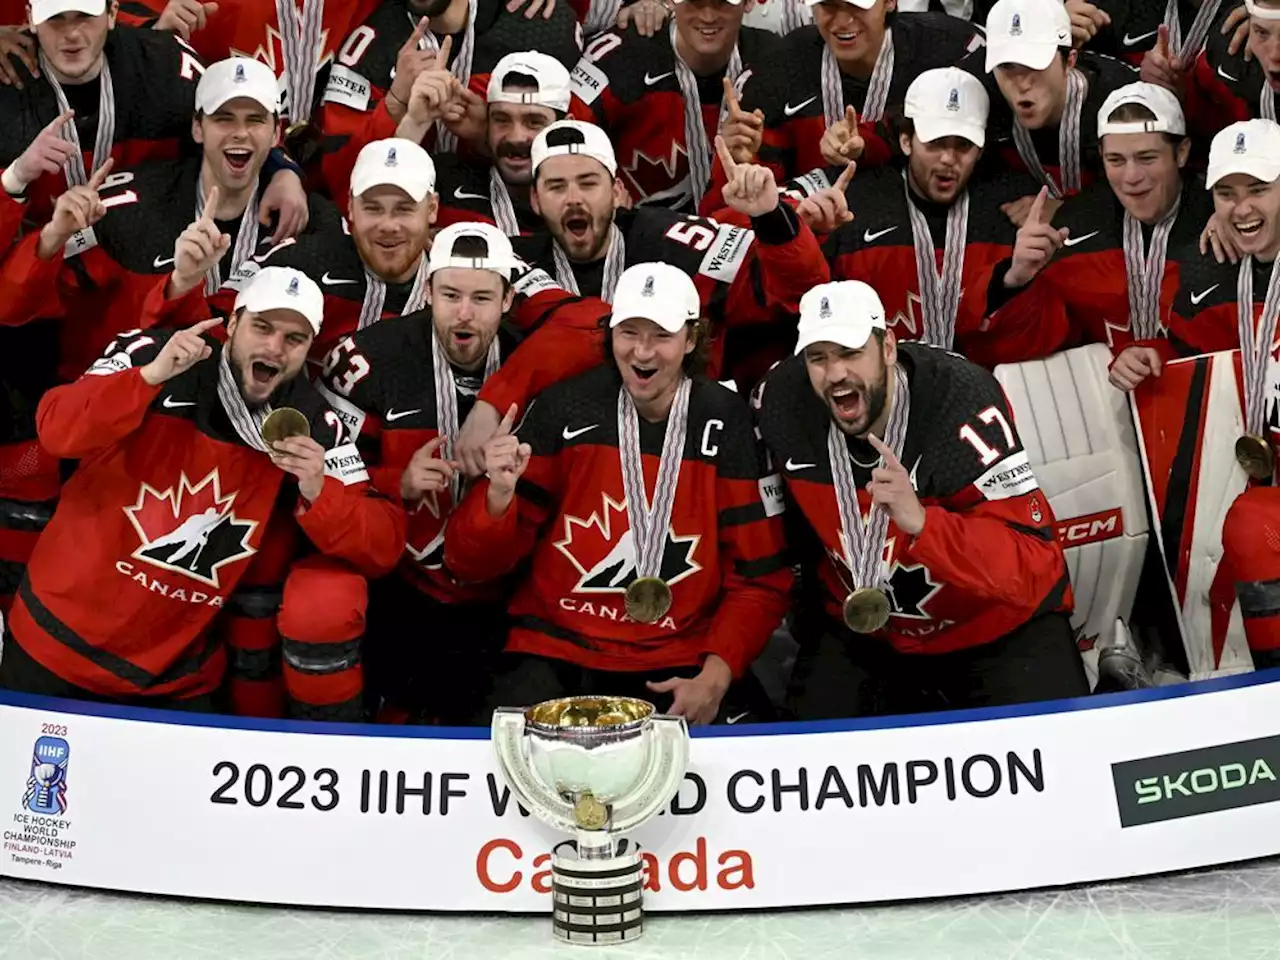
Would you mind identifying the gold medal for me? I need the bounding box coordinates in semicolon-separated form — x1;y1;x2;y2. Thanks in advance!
261;407;310;445
1236;434;1274;480
284;120;321;166
572;792;609;830
843;587;891;634
625;577;672;624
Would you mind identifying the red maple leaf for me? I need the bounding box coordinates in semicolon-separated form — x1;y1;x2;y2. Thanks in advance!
554;493;631;576
621;144;690;205
124;471;236;546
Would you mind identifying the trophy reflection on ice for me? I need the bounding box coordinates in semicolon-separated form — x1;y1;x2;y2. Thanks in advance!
491;696;690;944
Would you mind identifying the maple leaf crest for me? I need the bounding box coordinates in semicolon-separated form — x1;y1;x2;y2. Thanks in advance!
123;470;257;589
622;144;692;206
554;492;701;593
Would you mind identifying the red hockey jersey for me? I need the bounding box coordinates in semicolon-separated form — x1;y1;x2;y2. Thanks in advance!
754;341;1072;655
11;328;405;699
446;366;791;677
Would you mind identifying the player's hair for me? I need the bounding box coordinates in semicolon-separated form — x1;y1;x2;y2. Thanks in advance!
432;234;513;294
1103;102;1187;148
601;316;709;376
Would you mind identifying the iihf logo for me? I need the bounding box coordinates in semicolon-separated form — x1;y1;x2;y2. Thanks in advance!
642;275;655;297
819;296;832;319
286;277;300;297
947;88;960;112
1235;132;1247;154
1010;12;1021;35
234;63;247;84
23;736;69;816
386;147;398;167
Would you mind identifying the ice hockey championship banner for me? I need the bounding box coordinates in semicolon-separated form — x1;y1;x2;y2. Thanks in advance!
4;673;1280;912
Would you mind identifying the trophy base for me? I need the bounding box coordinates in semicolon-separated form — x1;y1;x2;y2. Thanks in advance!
550;839;645;945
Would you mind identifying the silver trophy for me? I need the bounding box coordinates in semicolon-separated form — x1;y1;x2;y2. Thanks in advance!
491;696;690;945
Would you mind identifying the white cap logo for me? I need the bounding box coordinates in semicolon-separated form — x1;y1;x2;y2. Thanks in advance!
385;147;398;166
820;296;832;319
642;275;655;297
286;277;300;297
1236;132;1248;154
234;63;246;83
1010;12;1022;35
947;88;960;111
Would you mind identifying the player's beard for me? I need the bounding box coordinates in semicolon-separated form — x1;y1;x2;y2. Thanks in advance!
437;321;498;370
229;352;297;409
826;358;888;437
554;204;614;261
494;139;534;186
354;229;427;284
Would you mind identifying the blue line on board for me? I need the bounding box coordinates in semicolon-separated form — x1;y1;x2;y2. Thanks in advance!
1;669;1276;740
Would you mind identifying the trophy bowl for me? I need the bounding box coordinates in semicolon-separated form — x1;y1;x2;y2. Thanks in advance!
492;695;690;945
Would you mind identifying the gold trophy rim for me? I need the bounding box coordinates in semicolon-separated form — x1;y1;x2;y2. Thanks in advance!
524;695;655;735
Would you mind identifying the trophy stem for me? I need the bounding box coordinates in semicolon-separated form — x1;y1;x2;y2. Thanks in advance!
551;839;645;945
574;830;617;861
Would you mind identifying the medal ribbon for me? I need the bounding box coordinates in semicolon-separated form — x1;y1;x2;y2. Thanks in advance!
1263;86;1276;122
670;21;743;208
39;52;114;189
1122;195;1181;341
358;254;430;330
781;0;812;34
904;173;969;350
432;329;501;503
552;225;626;301
274;0;326;124
584;0;624;40
1165;0;1224;61
217;347;273;452
1237;255;1280;436
821;28;894;129
489;166;521;236
1012;67;1085;199
617;377;692;582
827;365;911;590
417;0;479;153
195;178;261;296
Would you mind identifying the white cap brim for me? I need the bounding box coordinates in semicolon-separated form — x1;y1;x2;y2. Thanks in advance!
610;309;688;333
912;116;985;148
795;322;879;354
1246;0;1280;19
986;39;1058;72
30;0;105;24
804;0;876;7
1207;157;1280;188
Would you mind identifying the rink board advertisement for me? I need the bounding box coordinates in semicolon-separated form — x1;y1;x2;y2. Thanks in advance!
3;673;1280;912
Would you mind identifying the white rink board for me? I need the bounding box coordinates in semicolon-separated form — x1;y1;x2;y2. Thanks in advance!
3;674;1280;913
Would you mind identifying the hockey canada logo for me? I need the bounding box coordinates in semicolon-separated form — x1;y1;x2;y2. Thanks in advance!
123;470;257;589
555;493;701;594
23;736;68;816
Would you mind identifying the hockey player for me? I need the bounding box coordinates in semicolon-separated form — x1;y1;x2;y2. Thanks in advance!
697;1;983;215
313;0;581;196
0;266;405;712
570;0;779;213
446;262;791;725
817;66;1053;367
432;51;577;235
754;280;1086;718
318;221;579;722
974;0;1139;224
989;82;1217;390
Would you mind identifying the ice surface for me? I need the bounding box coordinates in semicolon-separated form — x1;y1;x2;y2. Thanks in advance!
4;858;1280;960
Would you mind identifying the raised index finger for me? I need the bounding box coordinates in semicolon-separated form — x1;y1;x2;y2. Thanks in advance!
433;33;453;71
402;15;429;53
43;108;75;137
201;185;220;222
866;433;902;469
86;156;114;190
714;134;737;175
722;76;743;117
189;316;224;336
1027;185;1048;225
834;160;857;193
496;402;519;436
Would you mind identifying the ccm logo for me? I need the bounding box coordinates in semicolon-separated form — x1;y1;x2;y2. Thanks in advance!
1057;507;1123;547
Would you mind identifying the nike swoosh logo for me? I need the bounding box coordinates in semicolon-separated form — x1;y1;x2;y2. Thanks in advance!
725;712;749;725
453;187;488;201
1218;66;1238;82
785;458;815;471
1190;284;1220;305
321;272;357;286
644;71;674;85
162;396;195;409
563;424;598;441
384;408;421;422
1062;231;1100;247
863;226;898;243
783;96;818;117
1122;29;1158;45
153;256;175;268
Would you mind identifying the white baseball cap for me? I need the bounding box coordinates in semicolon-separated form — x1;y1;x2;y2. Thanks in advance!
905;67;989;148
29;0;105;24
794;281;886;354
1097;82;1186;138
428;222;520;279
803;0;875;9
195;58;282;115
531;120;618;177
1207;120;1280;188
984;0;1072;72
234;267;324;335
487;52;572;113
1246;0;1280;20
350;139;437;203
610;263;700;333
